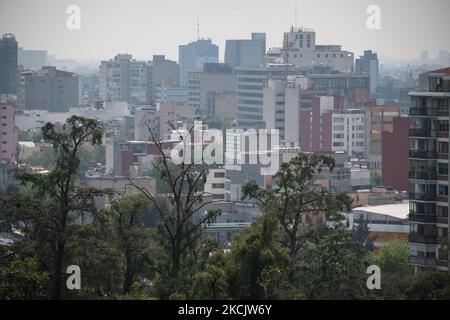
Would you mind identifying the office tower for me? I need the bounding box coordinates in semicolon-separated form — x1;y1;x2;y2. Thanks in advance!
438;50;450;66
0;94;19;164
187;63;236;117
224;33;266;69
408;67;450;273
236;65;289;129
178;39;219;86
263;77;306;144
0;34;18;95
355;50;379;96
99;54;147;106
420;50;429;64
283;27;354;73
148;55;180;104
19;66;80;112
18;48;48;70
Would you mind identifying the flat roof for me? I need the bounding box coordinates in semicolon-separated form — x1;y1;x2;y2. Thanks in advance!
353;201;409;220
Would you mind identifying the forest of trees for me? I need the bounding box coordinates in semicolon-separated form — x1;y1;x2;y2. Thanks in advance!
1;116;450;300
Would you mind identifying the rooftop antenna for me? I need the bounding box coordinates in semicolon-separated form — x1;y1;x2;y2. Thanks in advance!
197;16;200;40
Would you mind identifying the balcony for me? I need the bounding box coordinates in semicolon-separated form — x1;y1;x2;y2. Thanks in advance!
409;192;437;201
409;170;437;180
409;128;437;138
408;212;437;223
409;150;437;159
409;255;437;266
410;107;437;116
409;233;437;244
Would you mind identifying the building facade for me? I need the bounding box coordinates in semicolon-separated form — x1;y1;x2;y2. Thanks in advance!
224;33;266;69
0;34;18;95
0;94;19;164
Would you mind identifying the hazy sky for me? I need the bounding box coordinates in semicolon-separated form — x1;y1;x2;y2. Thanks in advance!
1;0;449;62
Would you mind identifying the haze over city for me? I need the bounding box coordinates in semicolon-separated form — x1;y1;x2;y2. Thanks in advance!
1;0;449;61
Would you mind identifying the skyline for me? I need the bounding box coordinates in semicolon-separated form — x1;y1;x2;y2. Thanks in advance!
1;0;449;62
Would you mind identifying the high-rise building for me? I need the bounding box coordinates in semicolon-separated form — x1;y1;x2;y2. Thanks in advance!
187;63;236;117
420;50;429;64
19;66;80;112
99;54;147;106
179;39;219;86
148;55;180;104
18;48;48;71
236;65;289;129
355;50;379;96
408;67;450;273
438;50;450;67
331;109;369;157
283;27;354;73
0;94;19;164
224;33;266;69
0;34;18;95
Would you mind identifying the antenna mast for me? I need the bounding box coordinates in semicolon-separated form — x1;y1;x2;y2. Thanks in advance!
197;16;200;40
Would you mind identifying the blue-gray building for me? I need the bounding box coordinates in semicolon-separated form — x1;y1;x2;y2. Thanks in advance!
224;33;266;69
178;39;219;86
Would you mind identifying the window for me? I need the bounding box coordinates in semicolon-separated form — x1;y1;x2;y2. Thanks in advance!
438;163;448;175
438;206;448;217
438;184;448;196
212;183;225;189
438;120;449;132
214;172;225;178
438;141;449;153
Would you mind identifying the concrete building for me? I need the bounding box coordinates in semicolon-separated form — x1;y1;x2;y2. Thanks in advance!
224;33;266;69
0;34;18;95
18;48;48;70
331;109;369;157
187;63;236;117
355;50;379;96
156;82;189;105
236;65;289;129
148;55;180;104
367;103;401;170
19;66;80;112
408;67;450;273
283;27;354;73
382;117;410;191
299;95;343;153
179;39;219;86
0;94;19;164
99;54;147;106
205;167;226;200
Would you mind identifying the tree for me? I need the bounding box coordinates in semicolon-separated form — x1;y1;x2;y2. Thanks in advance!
242;153;352;281
225;214;288;300
128;121;221;298
3;116;103;299
372;239;414;299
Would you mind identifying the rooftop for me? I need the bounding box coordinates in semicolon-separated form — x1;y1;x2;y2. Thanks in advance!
353;201;409;220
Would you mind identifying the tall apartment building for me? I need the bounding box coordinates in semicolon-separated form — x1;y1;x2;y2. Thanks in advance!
148;55;179;104
187;63;236;117
99;54;147;106
408;67;450;273
236;65;289;129
19;66;80;112
283;27;354;73
179;39;219;86
355;50;379;96
0;94;19;164
331;109;369;157
299;95;344;153
224;33;266;69
18;48;48;71
0;34;18;95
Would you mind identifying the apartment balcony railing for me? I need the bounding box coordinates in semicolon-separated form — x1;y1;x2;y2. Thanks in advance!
409;192;437;201
409;255;437;266
409;150;437;159
409;233;437;244
409;170;437;180
409;128;437;137
410;107;437;116
408;212;437;223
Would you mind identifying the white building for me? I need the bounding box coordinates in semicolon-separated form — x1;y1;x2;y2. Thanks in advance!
332;109;368;156
99;54;148;106
283;27;354;73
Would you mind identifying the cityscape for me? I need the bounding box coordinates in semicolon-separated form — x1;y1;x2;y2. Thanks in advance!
1;0;450;304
